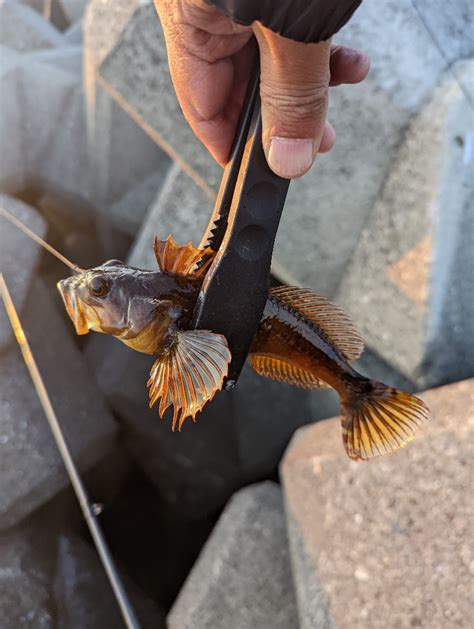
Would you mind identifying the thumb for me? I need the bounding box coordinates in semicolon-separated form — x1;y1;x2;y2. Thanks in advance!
253;23;333;179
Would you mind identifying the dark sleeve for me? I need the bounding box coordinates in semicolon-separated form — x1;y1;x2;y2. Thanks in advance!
206;0;362;43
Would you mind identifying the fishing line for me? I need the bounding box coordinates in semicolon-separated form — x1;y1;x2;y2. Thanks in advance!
0;274;140;629
0;206;83;273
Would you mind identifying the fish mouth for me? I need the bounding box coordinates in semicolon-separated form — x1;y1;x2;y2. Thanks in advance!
57;278;91;335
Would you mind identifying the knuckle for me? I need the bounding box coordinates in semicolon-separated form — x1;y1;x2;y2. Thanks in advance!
260;82;328;124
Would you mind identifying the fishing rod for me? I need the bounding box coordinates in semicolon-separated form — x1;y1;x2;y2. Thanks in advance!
0;210;140;629
0;206;83;273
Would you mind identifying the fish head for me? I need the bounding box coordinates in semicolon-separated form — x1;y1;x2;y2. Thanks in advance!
57;260;179;345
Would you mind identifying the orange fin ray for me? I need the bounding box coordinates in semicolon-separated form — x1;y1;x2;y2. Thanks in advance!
250;353;330;390
341;381;429;460
154;235;215;278
269;286;364;360
147;330;231;430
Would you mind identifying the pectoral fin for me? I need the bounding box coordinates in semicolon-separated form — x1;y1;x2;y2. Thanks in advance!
147;330;231;431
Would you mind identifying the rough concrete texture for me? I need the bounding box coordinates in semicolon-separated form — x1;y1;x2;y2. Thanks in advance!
0;510;60;628
0;46;28;194
0;194;46;351
58;0;87;24
85;328;335;517
0;47;87;198
413;0;474;65
338;63;474;387
128;163;211;270
0;0;64;51
108;156;171;239
63;17;83;45
54;534;166;628
29;44;83;74
93;0;223;196
0;39;168;220
168;482;298;629
281;379;474;629
0;281;117;530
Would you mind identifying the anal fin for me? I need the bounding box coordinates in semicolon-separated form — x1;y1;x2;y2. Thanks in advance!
250;353;330;390
148;329;231;430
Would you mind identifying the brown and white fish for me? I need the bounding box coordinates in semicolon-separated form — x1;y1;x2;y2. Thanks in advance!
58;237;429;461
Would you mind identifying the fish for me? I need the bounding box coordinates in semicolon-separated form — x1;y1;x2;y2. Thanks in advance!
58;236;429;461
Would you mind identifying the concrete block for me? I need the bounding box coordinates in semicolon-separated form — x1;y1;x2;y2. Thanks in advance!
58;0;87;24
338;65;474;387
127;163;210;270
28;44;83;74
18;55;81;185
281;379;474;629
413;0;474;65
92;0;222;196
54;534;166;628
0;47;28;194
168;482;298;629
0;280;117;530
63;17;82;44
0;195;46;351
0;0;64;51
107;154;171;239
0;512;59;628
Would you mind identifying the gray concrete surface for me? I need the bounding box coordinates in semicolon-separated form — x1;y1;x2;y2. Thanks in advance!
0;194;46;351
0;0;64;51
63;17;83;45
108;156;171;239
58;0;87;24
168;482;299;629
0;47;28;194
281;379;474;629
127;163;210;270
54;534;166;628
0;512;58;628
0;281;117;530
338;64;474;387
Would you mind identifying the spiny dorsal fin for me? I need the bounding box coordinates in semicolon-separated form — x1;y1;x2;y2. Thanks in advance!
154;236;215;278
269;286;364;360
250;353;330;390
147;329;231;431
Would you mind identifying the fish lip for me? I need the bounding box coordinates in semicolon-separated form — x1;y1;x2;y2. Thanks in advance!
57;278;90;335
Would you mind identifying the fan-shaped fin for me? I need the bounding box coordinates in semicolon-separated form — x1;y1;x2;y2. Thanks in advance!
154;236;216;278
147;329;231;430
341;381;429;461
269;286;364;360
250;353;330;390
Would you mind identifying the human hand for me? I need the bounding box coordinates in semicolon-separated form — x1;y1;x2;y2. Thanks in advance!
154;0;370;179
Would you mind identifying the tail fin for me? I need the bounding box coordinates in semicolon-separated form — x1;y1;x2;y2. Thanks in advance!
340;381;429;461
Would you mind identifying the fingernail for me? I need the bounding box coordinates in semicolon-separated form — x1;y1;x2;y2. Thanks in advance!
268;137;314;178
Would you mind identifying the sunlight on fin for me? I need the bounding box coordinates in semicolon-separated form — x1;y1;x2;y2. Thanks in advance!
250;353;330;389
147;329;231;430
341;383;429;461
154;235;215;278
269;286;364;360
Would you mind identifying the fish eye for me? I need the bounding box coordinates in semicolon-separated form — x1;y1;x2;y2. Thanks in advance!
88;274;110;297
